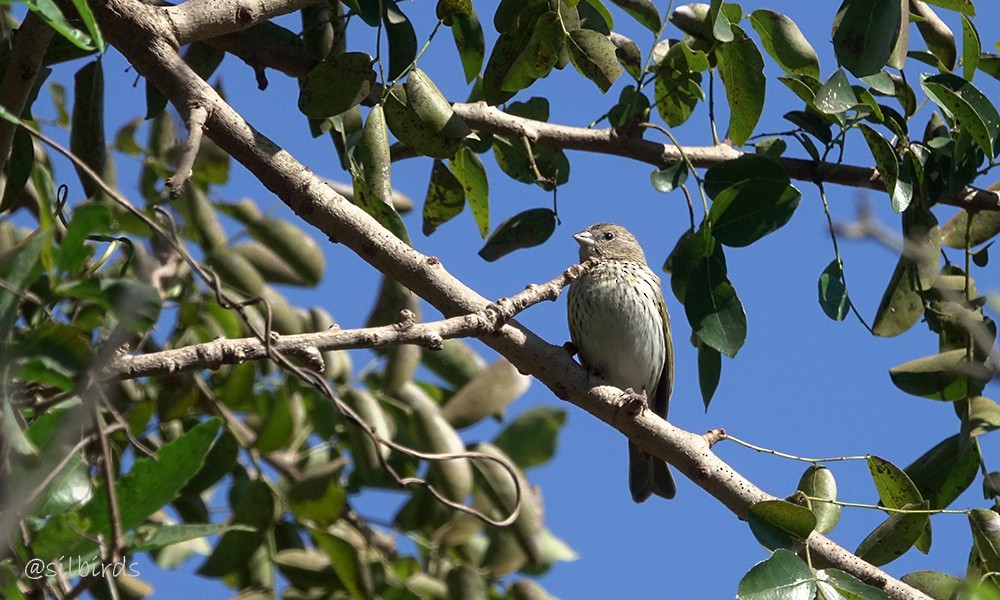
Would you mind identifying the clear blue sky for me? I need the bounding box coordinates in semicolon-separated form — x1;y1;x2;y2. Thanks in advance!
23;1;1000;597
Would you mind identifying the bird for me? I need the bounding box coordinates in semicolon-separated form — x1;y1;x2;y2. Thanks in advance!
566;223;676;502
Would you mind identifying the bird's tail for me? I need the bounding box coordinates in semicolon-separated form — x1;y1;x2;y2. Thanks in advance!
628;442;676;503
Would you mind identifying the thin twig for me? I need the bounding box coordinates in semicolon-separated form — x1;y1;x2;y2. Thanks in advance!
167;105;208;198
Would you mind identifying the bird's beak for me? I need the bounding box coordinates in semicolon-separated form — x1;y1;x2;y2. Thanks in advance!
573;231;595;247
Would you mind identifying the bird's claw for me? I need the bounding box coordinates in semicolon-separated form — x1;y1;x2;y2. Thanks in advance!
620;388;647;416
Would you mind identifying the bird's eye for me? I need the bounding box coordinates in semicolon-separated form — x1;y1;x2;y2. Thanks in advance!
603;231;614;241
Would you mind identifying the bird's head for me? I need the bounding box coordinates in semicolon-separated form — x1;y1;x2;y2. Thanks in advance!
574;222;647;263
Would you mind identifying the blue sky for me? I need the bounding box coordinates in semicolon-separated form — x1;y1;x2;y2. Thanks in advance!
19;1;1000;598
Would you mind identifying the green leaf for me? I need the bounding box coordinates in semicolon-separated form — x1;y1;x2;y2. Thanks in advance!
26;0;95;50
797;465;841;534
483;32;528;106
970;396;1000;436
288;470;347;527
779;73;822;106
705;155;801;247
567;28;622;92
654;64;703;127
384;85;462;159
684;247;746;358
611;33;643;80
69;0;104;52
228;210;325;287
941;209;1000;248
920;0;974;15
736;549;816;600
871;255;923;337
198;479;273;577
451;9;485;83
697;342;721;410
501;11;563;92
11;322;91;384
749;10;820;79
436;0;472;21
1;128;34;213
747;500;817;551
664;226;713;303
310;528;367;600
441;357;530;428
104;279;162;334
384;2;417;81
405;68;470;139
815;68;858;115
578;0;614;34
494;407;567;469
855;502;929;566
921;73;1000;159
716;27;765;146
783;110;832;144
183;429;239;494
608;0;661;32
969;509;1000;574
818;259;850;321
492;135;569;190
32;419;222;562
206;245;263;296
57;203;111;274
979;53;1000;81
889;349;991;401
868;456;923;509
901;571;963;600
70;60;105;198
818;569;895;600
507;97;550;121
423;160;466;235
298;52;376;119
478;208;556;261
650;160;688;193
708;0;733;42
608;84;650;127
905;434;980;510
342;0;380;26
254;390;301;453
858;123;911;212
961;15;980;81
914;4;957;71
832;0;902;78
450;147;490;237
709;181;801;247
131;523;255;552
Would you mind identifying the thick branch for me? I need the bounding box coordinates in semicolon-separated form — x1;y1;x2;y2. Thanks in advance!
96;2;931;598
131;4;1000;213
163;0;322;45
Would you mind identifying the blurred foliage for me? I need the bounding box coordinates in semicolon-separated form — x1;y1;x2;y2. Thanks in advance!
1;0;1000;599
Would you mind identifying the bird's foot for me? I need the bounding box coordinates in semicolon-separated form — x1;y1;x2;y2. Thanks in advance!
620;388;647;416
562;341;578;358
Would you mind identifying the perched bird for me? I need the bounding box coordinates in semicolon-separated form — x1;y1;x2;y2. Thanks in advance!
566;223;676;502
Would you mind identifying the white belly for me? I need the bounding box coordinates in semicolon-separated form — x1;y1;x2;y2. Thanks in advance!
567;262;666;395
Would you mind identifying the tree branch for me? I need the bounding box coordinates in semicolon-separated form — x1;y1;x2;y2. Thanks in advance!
95;2;932;598
107;254;576;380
163;0;323;45
159;15;999;213
166;104;207;198
450;102;1000;212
